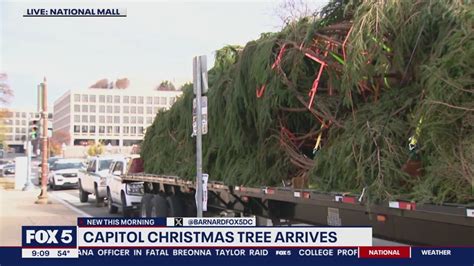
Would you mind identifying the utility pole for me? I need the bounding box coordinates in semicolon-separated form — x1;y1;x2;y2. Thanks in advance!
22;116;33;191
36;77;49;204
193;57;203;217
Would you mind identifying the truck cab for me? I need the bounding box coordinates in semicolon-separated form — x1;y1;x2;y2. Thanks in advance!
106;155;144;217
78;155;118;204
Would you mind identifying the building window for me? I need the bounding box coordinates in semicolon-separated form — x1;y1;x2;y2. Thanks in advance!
90;115;96;123
107;95;113;103
82;125;88;133
74;125;80;133
74;115;80;122
99;126;105;133
138;117;144;124
114;116;120;123
90;95;96;102
99;106;105;113
114;126;120;134
99;116;105;123
82;115;88;123
90;126;96;133
22;113;26;118
74;105;80;112
99;95;105;103
138;96;144;104
82;95;88;102
82;105;88;112
153;107;159;113
123;96;129;103
123;116;129;123
123;126;129;134
106;106;112;113
21;120;26;126
15;128;20;133
131;127;137;134
138;126;144;134
146;117;153;124
160;97;167;105
131;116;136;124
74;94;80;102
154;97;160;104
146;97;153;104
114;95;120;103
21;128;26;133
131;107;136;114
90;105;96;113
138;107;144;114
106;126;112;134
114;106;120;113
106;116;112;123
123;106;129;113
131;96;136;104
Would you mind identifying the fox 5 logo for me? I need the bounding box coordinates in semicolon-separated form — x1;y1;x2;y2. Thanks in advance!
22;226;77;247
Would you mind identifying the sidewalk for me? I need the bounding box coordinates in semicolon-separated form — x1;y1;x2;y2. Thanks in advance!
0;183;78;246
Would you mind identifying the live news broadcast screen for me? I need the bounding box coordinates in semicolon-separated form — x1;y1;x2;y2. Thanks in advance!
0;0;473;265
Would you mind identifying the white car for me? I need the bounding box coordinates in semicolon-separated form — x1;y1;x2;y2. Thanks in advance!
106;155;144;217
48;159;85;190
78;155;118;204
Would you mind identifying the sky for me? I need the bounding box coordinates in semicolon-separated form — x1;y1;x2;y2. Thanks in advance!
1;0;326;109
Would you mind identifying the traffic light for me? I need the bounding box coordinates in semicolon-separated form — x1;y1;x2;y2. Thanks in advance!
29;119;39;140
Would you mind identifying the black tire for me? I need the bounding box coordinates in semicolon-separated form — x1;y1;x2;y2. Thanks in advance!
140;194;153;218
107;188;118;214
79;181;89;203
121;191;133;218
94;183;104;206
167;195;184;217
150;194;168;217
52;179;58;190
184;196;197;217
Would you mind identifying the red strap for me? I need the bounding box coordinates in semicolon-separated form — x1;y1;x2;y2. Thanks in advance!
271;44;287;70
307;64;326;109
256;84;266;98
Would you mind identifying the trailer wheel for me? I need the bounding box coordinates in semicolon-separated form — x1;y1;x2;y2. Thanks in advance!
151;195;168;217
167;195;184;217
79;181;89;203
94;183;104;206
184;196;197;217
140;194;153;217
107;188;118;214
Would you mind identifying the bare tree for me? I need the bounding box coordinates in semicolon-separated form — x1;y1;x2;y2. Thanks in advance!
274;0;319;26
156;80;176;91
0;73;13;105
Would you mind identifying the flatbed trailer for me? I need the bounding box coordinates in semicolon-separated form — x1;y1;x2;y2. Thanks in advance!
123;173;474;246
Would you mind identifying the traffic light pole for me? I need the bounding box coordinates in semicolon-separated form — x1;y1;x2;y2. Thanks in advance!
22;117;33;191
36;77;49;204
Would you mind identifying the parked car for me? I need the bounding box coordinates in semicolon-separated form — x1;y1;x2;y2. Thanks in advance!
48;159;85;190
0;160;14;177
78;155;119;204
106;155;144;217
2;163;15;175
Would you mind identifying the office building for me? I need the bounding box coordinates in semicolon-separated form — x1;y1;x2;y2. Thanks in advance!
52;88;182;146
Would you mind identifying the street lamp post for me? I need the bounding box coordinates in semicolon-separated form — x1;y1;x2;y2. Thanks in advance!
36;77;50;204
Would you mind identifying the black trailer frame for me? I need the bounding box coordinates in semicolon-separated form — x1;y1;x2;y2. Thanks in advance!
124;174;474;246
